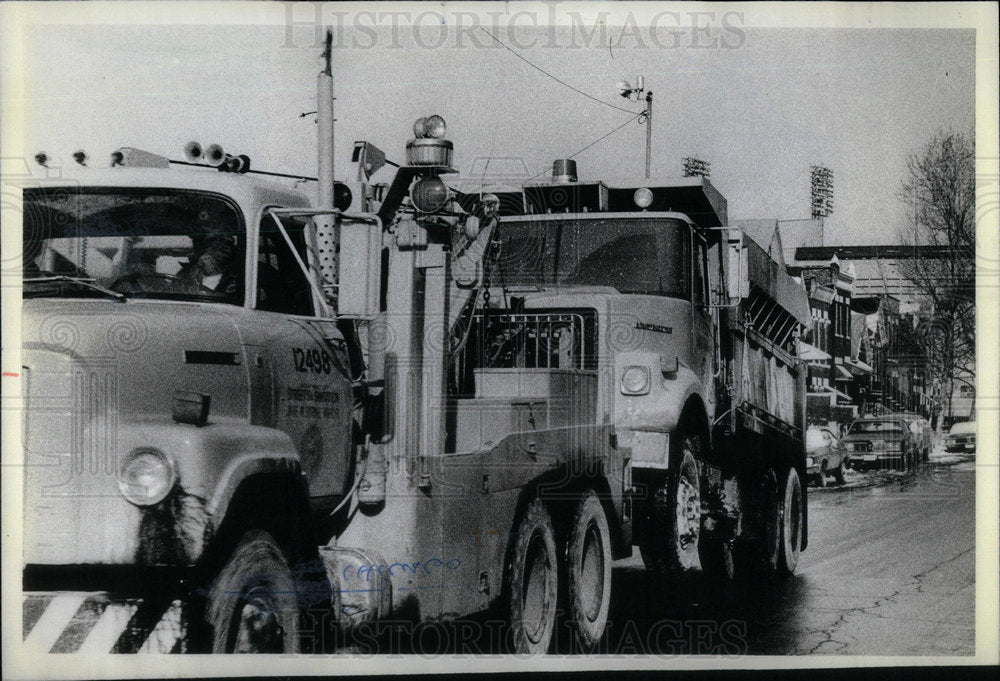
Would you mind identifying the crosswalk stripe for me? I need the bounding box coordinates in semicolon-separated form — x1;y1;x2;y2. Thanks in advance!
23;594;55;639
50;597;107;653
78;603;139;654
138;601;185;654
23;594;87;652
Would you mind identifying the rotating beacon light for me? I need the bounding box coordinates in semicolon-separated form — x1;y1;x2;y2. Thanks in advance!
406;114;453;167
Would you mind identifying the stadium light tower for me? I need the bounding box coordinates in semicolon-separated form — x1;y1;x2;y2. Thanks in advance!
811;165;834;218
682;157;711;179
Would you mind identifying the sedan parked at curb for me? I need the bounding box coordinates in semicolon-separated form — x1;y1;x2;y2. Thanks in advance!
806;425;848;486
842;416;916;471
944;421;976;453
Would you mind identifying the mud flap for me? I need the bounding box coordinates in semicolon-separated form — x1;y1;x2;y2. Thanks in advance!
319;545;391;629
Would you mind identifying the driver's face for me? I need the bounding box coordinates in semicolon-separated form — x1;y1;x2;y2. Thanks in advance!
194;237;235;276
196;251;224;276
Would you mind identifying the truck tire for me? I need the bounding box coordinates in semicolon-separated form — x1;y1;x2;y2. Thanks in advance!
641;438;702;574
778;468;804;577
699;537;736;581
506;497;558;654
815;464;828;488
205;529;301;653
733;467;780;581
563;490;612;651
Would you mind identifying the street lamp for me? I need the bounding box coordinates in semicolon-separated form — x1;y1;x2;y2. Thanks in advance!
618;76;652;179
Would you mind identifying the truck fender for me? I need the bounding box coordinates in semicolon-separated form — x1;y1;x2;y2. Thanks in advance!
115;421;303;566
198;427;303;530
615;350;707;436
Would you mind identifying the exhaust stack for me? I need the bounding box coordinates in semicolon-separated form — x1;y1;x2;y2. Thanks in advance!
314;29;339;312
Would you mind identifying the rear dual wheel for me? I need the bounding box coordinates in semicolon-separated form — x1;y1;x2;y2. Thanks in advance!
779;468;803;576
562;490;612;651
506;498;559;654
725;466;801;580
507;492;614;654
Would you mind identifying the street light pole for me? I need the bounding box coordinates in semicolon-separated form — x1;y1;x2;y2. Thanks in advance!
617;77;652;179
645;90;652;180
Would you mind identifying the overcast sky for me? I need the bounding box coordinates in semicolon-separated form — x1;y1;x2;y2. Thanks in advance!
16;4;978;246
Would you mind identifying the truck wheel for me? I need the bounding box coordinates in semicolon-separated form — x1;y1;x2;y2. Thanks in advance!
733;468;780;581
815;464;828;488
779;468;804;577
563;490;612;651
205;529;301;653
699;537;735;581
506;497;558;654
641;440;702;574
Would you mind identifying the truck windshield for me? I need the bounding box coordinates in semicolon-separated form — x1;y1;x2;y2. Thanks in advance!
495;216;690;298
22;187;244;304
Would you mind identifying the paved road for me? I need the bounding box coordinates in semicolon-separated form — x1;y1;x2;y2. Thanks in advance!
600;448;977;657
349;447;976;657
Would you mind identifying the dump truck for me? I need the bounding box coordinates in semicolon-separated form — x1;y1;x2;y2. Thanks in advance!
18;47;811;656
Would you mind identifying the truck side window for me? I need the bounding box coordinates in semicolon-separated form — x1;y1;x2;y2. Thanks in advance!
256;213;314;317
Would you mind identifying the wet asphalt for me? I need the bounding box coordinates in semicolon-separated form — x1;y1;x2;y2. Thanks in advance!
601;447;977;657
352;446;978;657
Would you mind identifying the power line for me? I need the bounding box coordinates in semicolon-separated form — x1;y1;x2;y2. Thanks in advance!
478;27;637;115
524;110;646;182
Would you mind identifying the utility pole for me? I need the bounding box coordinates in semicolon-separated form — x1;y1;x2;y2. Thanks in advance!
616;77;651;179
645;90;653;180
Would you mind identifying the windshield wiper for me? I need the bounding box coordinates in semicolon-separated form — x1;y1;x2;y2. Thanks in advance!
23;275;126;303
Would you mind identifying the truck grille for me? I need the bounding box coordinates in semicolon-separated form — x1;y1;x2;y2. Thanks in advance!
451;310;597;396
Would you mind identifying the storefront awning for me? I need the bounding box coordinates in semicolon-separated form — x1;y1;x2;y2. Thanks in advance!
799;342;831;361
824;385;853;401
845;358;874;375
834;364;854;380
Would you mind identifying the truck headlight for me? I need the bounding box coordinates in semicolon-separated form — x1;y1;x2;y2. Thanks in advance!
806;457;814;467
621;366;650;395
118;448;176;506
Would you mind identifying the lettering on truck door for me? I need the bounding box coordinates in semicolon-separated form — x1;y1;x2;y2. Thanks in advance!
254;213;353;509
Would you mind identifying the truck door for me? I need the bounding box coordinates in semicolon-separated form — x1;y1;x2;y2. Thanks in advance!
691;230;715;410
252;211;354;510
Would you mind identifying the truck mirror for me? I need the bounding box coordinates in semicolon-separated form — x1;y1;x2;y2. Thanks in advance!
725;232;747;303
337;215;382;319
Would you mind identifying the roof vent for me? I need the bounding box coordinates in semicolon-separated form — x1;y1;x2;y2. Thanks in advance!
551;159;578;183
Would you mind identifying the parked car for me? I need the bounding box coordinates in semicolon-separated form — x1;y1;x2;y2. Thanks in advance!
806;425;848;486
944;421;976;453
898;414;933;462
841;416;916;471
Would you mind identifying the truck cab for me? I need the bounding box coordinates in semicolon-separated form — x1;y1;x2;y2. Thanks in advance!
21;164;357;652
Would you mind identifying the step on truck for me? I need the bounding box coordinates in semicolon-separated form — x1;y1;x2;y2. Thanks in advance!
19;43;810;655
